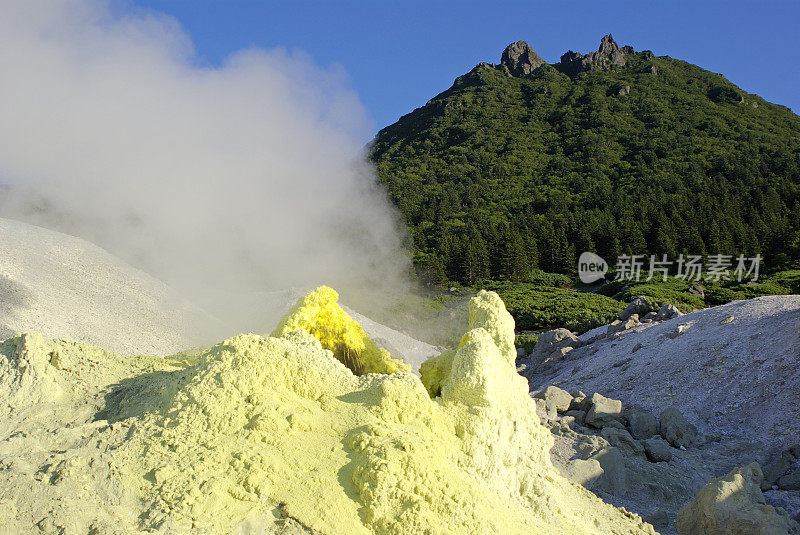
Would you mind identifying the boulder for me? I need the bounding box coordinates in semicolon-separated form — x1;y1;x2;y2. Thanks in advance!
676;463;800;535
626;406;658;440
642;312;658;322
575;434;612;459
656;303;683;321
528;328;581;364
585;393;623;429
559;458;604;490
590;447;627;495
601;427;645;457
660;407;700;448
778;469;800;491
569;391;589;411
533;385;573;414
688;283;705;298
536;328;580;350
533;397;555;422
643;510;670;530
564;409;586;424
619;296;659;321
762;451;793;490
549;346;574;361
607;316;639;335
643;437;673;463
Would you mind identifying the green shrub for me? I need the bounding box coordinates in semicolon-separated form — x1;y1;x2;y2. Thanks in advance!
515;333;539;352
768;270;800;294
481;281;624;333
526;269;573;288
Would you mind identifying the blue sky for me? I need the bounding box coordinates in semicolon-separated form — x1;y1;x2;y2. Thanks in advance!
129;0;800;134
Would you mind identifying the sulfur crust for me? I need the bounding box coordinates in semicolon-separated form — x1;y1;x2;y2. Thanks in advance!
1;288;657;534
270;285;411;375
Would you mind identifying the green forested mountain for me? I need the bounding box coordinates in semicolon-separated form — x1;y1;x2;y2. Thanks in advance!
369;35;800;285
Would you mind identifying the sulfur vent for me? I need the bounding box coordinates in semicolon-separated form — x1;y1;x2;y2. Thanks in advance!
271;285;410;375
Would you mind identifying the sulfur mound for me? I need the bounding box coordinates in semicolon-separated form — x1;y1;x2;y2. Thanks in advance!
1;287;656;534
271;285;410;375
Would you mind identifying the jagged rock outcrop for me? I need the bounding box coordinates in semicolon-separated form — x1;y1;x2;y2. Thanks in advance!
560;34;630;75
500;40;546;76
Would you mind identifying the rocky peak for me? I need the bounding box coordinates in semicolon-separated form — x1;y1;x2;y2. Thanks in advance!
559;34;631;75
500;41;546;76
598;34;618;55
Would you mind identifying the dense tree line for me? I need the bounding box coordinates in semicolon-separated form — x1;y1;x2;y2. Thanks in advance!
370;51;800;285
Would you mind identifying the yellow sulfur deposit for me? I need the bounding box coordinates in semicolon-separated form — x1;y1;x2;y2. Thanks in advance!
271;285;410;375
0;287;656;534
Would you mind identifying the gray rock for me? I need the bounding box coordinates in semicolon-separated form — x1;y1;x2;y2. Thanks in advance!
677;463;800;535
590;447;627;494
601;427;645;457
626;406;658;440
534;385;573;414
558;34;629;75
500;41;546;76
603;419;627;430
643;436;673;462
618;85;631;96
559;458;604;490
643;510;669;529
533;397;555;422
607;317;638;335
778;469;800;491
762;489;800;522
564;409;586;424
528;328;581;364
656;303;683;321
619;296;659;321
585;393;623;429
660;408;700;448
549;346;574;361
536;328;581;349
688;283;705;298
569;391;588;411
763;452;793;490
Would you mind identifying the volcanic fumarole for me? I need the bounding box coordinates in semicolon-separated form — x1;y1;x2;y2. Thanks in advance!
0;286;655;533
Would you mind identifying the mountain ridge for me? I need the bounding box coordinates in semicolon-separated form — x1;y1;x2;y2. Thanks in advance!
370;35;800;285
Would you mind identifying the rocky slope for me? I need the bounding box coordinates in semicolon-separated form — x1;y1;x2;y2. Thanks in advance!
521;295;800;533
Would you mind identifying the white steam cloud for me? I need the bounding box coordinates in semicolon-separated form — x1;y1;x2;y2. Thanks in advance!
0;1;409;309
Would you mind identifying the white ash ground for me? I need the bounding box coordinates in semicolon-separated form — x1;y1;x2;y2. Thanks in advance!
521;295;800;533
0;218;226;356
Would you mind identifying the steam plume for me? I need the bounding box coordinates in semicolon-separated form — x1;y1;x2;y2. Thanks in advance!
0;1;409;314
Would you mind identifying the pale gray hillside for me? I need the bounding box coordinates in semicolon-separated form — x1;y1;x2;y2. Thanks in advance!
0;218;226;356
